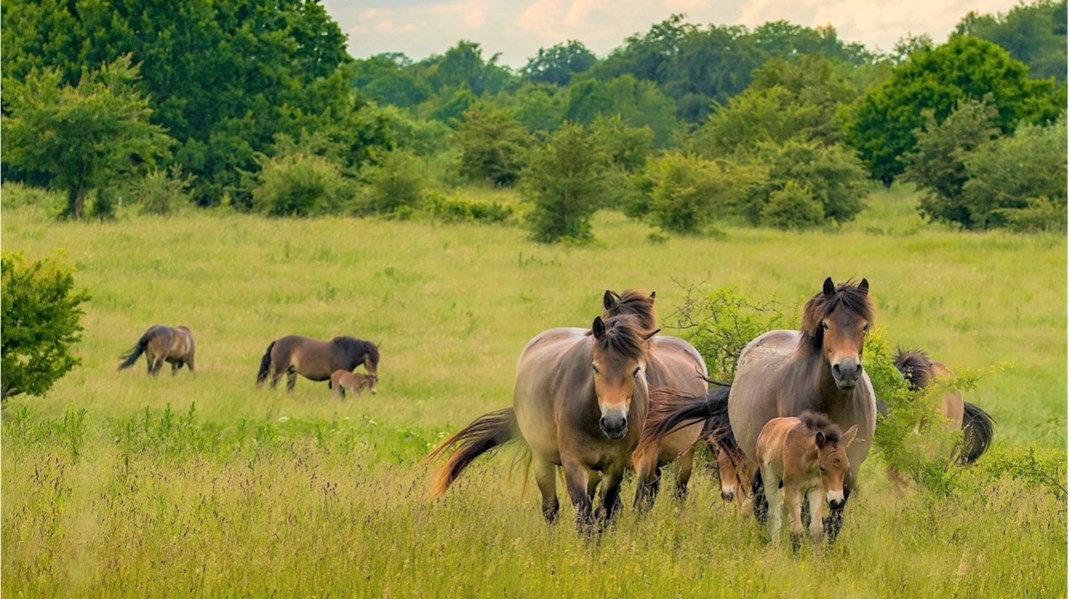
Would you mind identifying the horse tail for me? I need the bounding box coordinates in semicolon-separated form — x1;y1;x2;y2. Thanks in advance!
633;384;733;464
959;401;995;464
422;407;519;498
256;340;277;387
117;329;155;371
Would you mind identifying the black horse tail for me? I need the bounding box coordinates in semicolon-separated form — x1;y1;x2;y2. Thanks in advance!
960;401;996;464
634;384;733;464
422;407;520;498
117;330;154;371
256;340;276;387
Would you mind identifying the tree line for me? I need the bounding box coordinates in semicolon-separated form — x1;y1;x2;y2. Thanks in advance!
2;0;1066;240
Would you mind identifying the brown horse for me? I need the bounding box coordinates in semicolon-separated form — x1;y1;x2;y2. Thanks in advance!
601;290;709;509
757;412;857;548
117;325;195;376
892;348;995;464
256;335;379;392
425;312;655;532
329;370;378;399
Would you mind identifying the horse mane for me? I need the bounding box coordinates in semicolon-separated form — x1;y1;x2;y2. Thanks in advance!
589;314;648;361
331;336;379;363
798;410;844;444
893;348;934;390
603;289;657;334
798;279;874;352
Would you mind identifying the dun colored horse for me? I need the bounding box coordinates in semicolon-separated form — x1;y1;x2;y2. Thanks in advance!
117;325;196;376
892;348;995;464
756;412;857;548
425;311;655;532
601;290;709;509
256;335;379;392
329;370;378;399
636;278;876;541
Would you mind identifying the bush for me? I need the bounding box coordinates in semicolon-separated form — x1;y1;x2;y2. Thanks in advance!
760;180;825;229
455;104;530;186
644;153;723;234
134;165;196;215
426;194;513;224
1;251;90;401
252;152;352;217
754;140;870;226
360;150;431;215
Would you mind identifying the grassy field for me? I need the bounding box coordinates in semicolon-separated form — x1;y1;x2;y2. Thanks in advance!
2;185;1066;597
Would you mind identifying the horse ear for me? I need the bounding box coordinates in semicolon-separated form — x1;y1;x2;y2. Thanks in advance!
603;290;618;311
642;328;661;341
842;425;859;447
858;278;869;295
822;277;836;298
815;430;827;448
649;291;656;301
592;316;606;339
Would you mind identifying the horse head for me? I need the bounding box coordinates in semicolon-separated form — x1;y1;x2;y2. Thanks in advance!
815;423;858;509
802;277;873;391
590;315;652;441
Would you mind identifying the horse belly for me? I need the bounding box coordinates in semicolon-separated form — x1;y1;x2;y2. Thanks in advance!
728;334;796;462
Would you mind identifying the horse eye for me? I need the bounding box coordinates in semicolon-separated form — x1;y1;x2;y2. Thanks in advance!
632;366;641;377
863;323;870;334
819;466;827;474
592;364;599;374
821;321;829;331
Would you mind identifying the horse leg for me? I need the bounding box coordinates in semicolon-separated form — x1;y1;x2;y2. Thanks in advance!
562;459;594;534
762;468;781;543
150;354;163;377
751;466;769;525
533;456;559;524
631;451;660;512
171;361;181;376
186;355;194;374
269;367;283;390
807;488;825;546
286;368;297;393
823;468;853;544
786;487;805;552
673;446;695;501
597;468;626;528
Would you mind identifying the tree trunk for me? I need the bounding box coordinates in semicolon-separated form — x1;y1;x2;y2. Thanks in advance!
67;184;87;219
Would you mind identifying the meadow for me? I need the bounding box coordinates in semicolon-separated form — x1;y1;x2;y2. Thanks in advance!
2;186;1066;597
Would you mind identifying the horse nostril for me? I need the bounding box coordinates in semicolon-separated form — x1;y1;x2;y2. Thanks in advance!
832;363;841;375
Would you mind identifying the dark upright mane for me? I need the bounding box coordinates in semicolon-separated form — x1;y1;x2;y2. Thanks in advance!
603;289;658;334
798;279;874;352
893;348;933;390
798;410;844;443
331;336;379;366
590;315;648;361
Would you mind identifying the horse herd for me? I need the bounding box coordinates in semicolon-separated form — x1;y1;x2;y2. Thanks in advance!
422;277;995;547
116;277;995;548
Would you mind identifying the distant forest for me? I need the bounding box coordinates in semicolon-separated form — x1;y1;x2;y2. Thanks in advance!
2;0;1066;236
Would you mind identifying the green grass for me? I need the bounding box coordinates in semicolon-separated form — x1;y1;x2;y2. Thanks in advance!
2;185;1066;597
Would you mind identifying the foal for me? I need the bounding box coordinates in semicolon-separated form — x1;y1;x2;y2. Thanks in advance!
756;412;858;548
329;370;378;399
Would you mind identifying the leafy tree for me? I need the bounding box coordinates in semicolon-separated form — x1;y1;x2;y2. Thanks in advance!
1;251;89;401
846;35;1064;184
420;40;514;96
956;0;1067;84
251;147;352;217
961;116;1067;230
522;123;609;242
135;165;196;215
760;180;825;229
644;153;727;234
903;98;1002;228
347;53;431;107
523;40;597;86
360;150;432;216
504;83;567;133
2;55;172;219
455;104;531;186
565;75;679;146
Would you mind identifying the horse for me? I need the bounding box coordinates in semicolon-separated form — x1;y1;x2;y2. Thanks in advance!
635;277;876;542
424;312;656;533
756;412;857;548
329;370;378;399
891;348;995;464
601;290;709;509
701;401;751;511
117;325;196;376
256;335;379;392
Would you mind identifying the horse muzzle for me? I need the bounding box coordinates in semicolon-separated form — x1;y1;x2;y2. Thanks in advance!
721;489;735;502
831;358;863;390
598;414;628;441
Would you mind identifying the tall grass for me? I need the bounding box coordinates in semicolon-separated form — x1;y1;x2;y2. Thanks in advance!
2;185;1065;596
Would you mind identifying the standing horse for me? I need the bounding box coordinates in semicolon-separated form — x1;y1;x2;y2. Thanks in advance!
892;348;995;464
117;325;196;376
425;313;655;532
329;370;378;399
256;335;379;392
601;290;709;509
757;412;857;548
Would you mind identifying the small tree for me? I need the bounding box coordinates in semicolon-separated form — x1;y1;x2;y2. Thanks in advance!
645;153;725;234
455;104;530;186
1;251;90;401
522;123;609;243
360;150;432;216
1;55;173;219
251;152;352;217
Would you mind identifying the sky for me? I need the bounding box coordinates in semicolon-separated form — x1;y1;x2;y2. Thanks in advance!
321;0;1024;68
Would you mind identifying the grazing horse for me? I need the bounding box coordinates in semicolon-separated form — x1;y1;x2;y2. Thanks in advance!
601;290;709;509
256;335;379;392
892;348;995;464
329;370;378;399
757;412;857;548
117;325;196;376
425;312;655;532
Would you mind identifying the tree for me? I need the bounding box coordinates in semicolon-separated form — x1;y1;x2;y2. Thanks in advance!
347;53;431;107
522;123;610;242
903;98;1002;228
644;153;731;234
523;40;597;86
565;75;679;147
1;251;90;401
846;35;1064;184
455;104;531;186
956;0;1067;84
2;55;172;218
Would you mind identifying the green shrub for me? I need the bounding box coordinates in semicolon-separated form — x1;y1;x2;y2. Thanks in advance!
134;165;196;215
252;152;352;217
426;194;513;224
760;179;824;229
521;122;608;243
360;150;431;215
1;251;90;401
